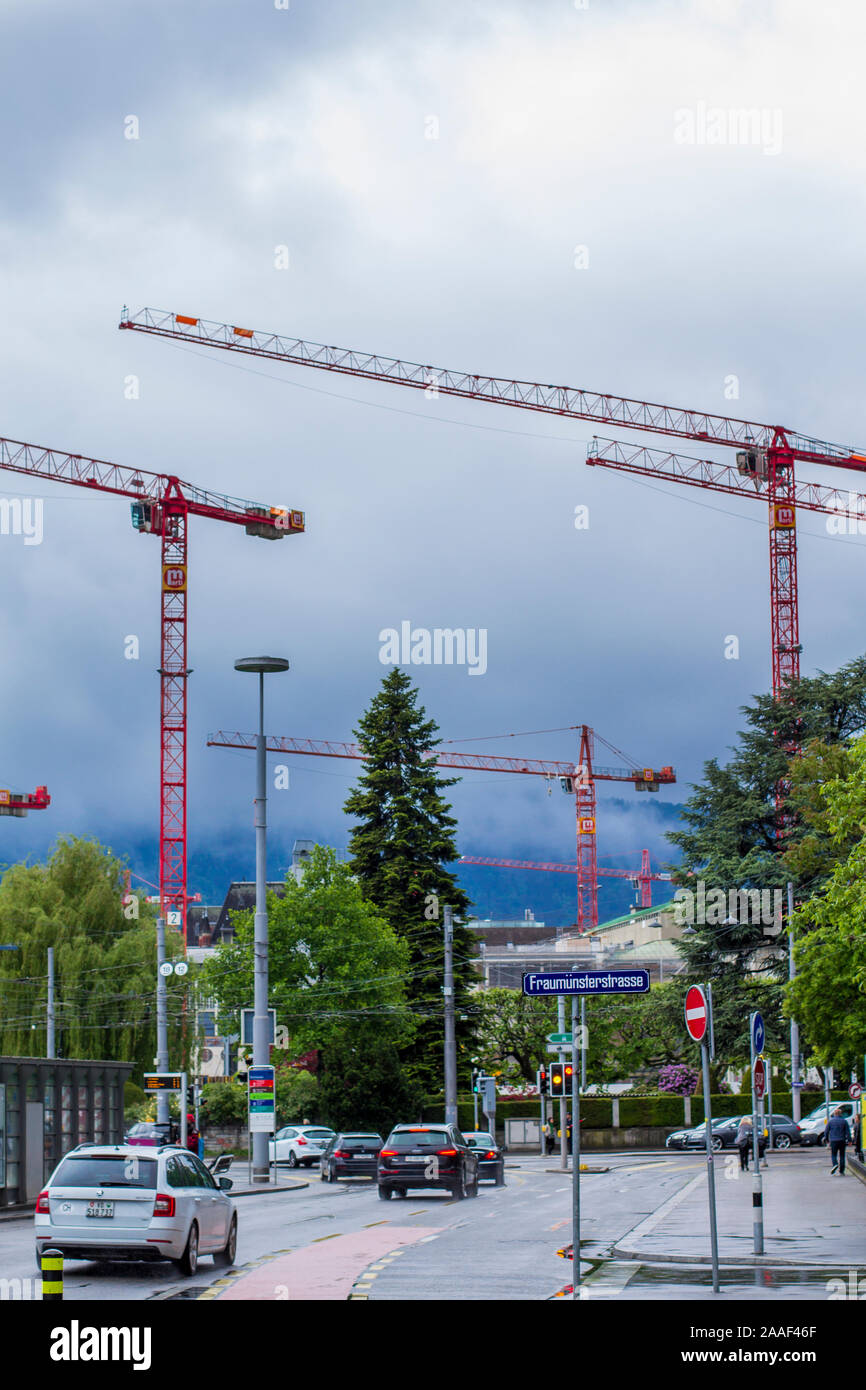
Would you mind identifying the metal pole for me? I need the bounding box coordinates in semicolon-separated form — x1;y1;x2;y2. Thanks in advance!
156;917;169;1125
749;1011;764;1254
443;905;457;1125
580;997;586;1091
539;1076;545;1157
46;946;55;1059
252;671;270;1182
558;995;567;1170
473;1085;479;1132
787;883;801;1123
180;1073;188;1149
766;1061;774;1154
570;995;581;1300
701;1038;721;1294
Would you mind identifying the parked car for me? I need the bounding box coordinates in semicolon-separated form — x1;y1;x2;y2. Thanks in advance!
682;1118;744;1152
125;1121;179;1147
463;1131;505;1185
34;1142;236;1277
320;1133;383;1182
798;1101;858;1146
377;1124;480;1200
710;1114;800;1150
269;1125;336;1168
665;1127;692;1150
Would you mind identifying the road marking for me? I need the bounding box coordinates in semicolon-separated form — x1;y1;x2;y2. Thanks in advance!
549;1219;570;1231
556;1185;569;1192
363;1220;390;1228
312;1233;342;1242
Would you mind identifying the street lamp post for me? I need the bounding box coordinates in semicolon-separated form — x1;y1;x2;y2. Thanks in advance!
234;656;289;1183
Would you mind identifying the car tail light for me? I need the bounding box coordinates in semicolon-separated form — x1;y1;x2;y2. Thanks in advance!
334;1151;349;1159
35;1190;51;1214
379;1149;397;1158
153;1193;175;1217
437;1149;458;1157
485;1151;497;1159
297;1137;307;1146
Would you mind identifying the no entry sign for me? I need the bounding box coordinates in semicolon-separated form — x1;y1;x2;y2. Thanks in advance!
754;1057;767;1100
684;985;708;1042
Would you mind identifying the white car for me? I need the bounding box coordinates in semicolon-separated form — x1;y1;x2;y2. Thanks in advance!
798;1101;857;1146
35;1143;237;1278
269;1125;336;1168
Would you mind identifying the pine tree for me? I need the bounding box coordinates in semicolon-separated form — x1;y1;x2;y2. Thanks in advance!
343;669;478;1092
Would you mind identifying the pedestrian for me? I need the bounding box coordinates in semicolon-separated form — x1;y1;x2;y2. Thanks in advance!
825;1107;850;1175
736;1114;752;1171
853;1111;862;1163
186;1111;200;1155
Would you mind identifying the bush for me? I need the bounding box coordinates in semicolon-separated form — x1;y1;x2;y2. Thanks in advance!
657;1065;699;1097
124;1080;145;1107
275;1068;318;1125
200;1081;247;1128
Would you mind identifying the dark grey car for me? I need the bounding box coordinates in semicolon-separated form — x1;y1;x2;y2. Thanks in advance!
377;1124;480;1200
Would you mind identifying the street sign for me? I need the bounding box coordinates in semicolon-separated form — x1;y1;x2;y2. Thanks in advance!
241;1008;277;1047
523;969;650;997
143;1072;183;1092
248;1064;276;1134
754;1057;767;1100
159;961;173;977
849;1082;863;1100
174;961;188;976
547;1032;573;1045
684;985;708;1042
751;1012;765;1055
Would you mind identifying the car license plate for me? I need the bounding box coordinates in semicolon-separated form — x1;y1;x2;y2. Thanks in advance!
86;1200;114;1218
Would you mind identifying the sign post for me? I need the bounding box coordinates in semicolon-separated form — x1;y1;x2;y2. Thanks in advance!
684;984;720;1294
523;969;650;1300
248;1064;276;1182
749;1012;765;1254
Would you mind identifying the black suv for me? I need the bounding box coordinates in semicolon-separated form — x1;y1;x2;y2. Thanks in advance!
377;1124;480;1201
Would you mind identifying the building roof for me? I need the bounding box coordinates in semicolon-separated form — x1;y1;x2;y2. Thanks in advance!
587;899;679;935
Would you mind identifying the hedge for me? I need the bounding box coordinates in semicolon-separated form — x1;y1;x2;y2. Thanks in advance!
420;1089;851;1131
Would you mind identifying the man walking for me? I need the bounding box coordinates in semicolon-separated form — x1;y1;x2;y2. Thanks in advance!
736;1114;752;1171
826;1107;850;1174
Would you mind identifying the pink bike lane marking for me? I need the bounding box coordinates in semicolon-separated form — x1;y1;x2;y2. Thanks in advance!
215;1224;440;1300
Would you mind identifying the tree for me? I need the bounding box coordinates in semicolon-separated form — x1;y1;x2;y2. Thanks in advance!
785;734;866;1075
200;845;412;1057
666;656;866;1070
317;1032;424;1133
343;669;477;1090
0;836;184;1076
475;988;559;1084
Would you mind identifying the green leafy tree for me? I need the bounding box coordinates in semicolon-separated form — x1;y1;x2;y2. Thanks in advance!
0;836;184;1076
343;670;477;1090
475;988;559;1084
275;1066;319;1126
786;734;866;1075
317;1031;424;1133
201;839;414;1123
666;656;866;1070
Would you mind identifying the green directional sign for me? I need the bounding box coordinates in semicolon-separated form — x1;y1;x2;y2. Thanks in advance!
547;1032;573;1045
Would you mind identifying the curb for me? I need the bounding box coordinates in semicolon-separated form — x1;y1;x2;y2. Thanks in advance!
226;1179;309;1197
348;1243;415;1300
611;1245;858;1269
150;1247;294;1300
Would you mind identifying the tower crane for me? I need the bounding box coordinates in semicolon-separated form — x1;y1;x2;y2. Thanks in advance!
120;308;866;702
0;785;50;817
458;848;672;909
206;727;675;932
0;435;303;930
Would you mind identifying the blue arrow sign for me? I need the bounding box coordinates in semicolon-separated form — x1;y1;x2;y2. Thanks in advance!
752;1012;765;1054
523;969;650;997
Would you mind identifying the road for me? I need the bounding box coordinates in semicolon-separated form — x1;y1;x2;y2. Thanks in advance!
0;1151;850;1301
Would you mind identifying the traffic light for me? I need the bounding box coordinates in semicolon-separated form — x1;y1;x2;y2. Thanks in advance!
537;1066;548;1095
550;1062;574;1096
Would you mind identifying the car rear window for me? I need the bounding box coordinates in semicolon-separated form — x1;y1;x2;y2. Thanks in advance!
53;1155;157;1189
304;1129;335;1139
466;1134;495;1145
341;1137;381;1150
386;1130;451;1149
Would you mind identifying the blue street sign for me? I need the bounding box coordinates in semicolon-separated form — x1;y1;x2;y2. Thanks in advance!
523;969;650;997
752;1012;765;1055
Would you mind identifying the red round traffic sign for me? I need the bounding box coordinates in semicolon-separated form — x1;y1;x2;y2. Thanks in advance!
849;1082;862;1101
754;1057;767;1100
684;985;708;1042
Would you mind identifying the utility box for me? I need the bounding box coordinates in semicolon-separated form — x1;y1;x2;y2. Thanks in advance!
505;1118;541;1151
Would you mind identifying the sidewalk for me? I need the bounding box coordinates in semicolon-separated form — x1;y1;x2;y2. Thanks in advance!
614;1149;866;1267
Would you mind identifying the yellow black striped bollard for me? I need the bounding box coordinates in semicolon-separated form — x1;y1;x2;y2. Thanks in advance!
41;1248;64;1302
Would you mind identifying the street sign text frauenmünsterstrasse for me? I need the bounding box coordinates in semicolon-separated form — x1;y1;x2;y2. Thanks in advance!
522;969;650;996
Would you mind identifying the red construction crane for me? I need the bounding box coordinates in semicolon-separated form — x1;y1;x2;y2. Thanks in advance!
119;308;866;701
0;785;50;817
0;435;304;930
206;727;675;931
458;849;673;909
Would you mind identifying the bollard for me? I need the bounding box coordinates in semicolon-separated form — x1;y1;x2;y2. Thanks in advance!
41;1248;64;1301
752;1173;764;1255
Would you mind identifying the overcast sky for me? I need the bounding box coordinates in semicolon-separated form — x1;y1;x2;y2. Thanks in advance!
1;0;864;920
